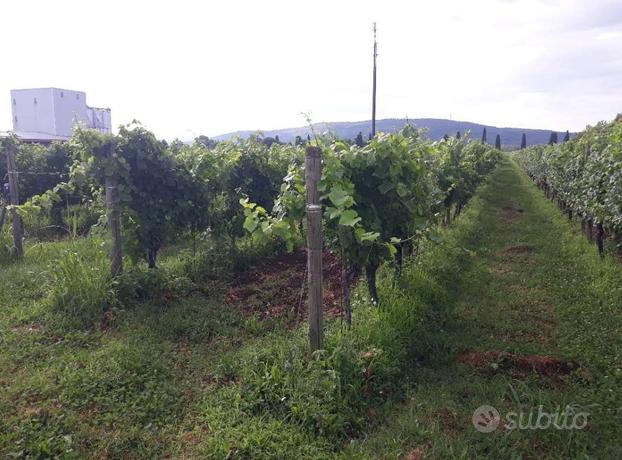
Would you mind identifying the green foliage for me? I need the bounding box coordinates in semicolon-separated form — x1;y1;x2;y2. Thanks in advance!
336;128;439;271
115;124;209;267
0;223;12;264
8;123;498;337
0;136;99;241
237;338;369;437
46;239;115;328
48;124;210;268
516;117;622;236
0;139;71;203
436;133;499;212
62;203;102;236
243;127;500;302
114;265;194;303
176;136;296;247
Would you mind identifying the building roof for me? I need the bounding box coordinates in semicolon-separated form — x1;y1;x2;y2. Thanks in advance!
11;131;70;142
11;87;86;94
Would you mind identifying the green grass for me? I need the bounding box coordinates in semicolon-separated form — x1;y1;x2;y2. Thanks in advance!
1;156;621;458
340;156;622;459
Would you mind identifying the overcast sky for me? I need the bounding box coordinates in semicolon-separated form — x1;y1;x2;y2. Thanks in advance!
1;0;620;139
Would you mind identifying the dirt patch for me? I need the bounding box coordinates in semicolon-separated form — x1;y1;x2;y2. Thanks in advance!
226;249;345;321
11;323;43;334
503;328;554;347
458;350;579;378
436;407;461;434
100;309;117;331
498;244;533;255
405;447;427;460
489;262;514;276
501;202;524;223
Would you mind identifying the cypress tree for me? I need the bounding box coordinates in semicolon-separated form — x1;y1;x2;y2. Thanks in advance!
482;128;487;143
521;133;527;149
563;130;570;142
495;134;501;150
355;131;365;147
548;132;558;145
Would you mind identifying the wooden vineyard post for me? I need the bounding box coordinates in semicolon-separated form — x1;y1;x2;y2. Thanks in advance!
6;140;24;259
596;222;605;258
586;219;593;241
105;141;123;276
305;146;323;352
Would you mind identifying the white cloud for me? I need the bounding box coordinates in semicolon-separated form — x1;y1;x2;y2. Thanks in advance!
0;0;620;138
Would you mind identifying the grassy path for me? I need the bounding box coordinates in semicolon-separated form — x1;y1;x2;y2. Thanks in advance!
343;156;622;459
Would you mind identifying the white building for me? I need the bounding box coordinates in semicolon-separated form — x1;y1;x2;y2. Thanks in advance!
10;88;111;142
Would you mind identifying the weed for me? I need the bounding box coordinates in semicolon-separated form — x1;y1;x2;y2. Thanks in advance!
45;239;115;329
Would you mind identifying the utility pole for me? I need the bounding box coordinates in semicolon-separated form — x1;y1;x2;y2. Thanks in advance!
371;22;377;138
5;139;23;258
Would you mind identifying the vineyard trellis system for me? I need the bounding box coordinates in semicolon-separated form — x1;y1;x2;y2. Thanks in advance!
1;123;501;350
516;116;622;257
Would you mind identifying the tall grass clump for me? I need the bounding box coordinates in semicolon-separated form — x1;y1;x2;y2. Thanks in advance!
0;226;13;264
46;238;115;328
114;264;193;303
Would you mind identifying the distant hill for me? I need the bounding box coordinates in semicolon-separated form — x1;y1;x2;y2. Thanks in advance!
213;118;567;147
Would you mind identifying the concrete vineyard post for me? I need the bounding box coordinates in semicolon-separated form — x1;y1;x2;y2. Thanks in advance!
305;146;323;352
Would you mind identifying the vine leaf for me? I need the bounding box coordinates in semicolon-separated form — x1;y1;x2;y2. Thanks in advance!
339;209;361;227
243;215;258;233
328;187;351;207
